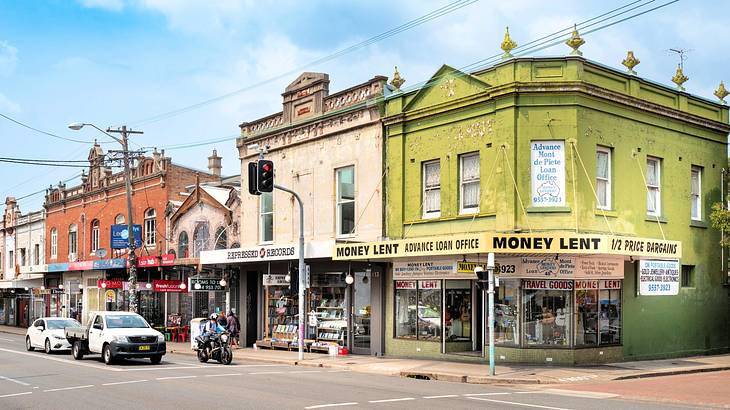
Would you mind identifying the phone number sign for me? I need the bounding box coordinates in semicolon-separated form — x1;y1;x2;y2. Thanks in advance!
639;259;679;296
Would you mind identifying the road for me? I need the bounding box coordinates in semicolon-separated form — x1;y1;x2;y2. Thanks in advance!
0;332;706;409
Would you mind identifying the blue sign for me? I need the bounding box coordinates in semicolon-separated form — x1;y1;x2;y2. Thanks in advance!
111;224;142;249
93;258;127;270
47;263;69;272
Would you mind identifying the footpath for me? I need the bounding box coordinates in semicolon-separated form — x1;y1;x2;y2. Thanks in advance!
3;324;729;385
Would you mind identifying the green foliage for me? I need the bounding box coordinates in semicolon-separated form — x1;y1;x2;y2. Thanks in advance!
710;202;730;246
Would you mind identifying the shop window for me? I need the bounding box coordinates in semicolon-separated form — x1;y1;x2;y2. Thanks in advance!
523;282;571;347
177;231;189;258
459;153;480;214
495;280;519;346
422;160;441;218
259;192;273;243
90;219;100;253
144;208;156;247
596;147;611;209
646;157;661;216
394;280;442;342
681;265;695;288
599;288;621;345
336;166;355;236
214;226;227;250
691;166;702;221
68;224;78;258
50;228;57;259
445;281;471;342
115;214;125;225
575;287;599;346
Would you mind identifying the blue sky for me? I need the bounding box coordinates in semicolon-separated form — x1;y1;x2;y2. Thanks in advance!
0;0;728;211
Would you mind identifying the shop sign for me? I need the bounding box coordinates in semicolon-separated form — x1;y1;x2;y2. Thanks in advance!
137;254;176;268
152;280;187;292
189;278;224;291
639;259;679;296
395;280;416;289
601;279;622;289
393;259;460;279
19;264;48;274
50;288;64;294
200;244;298;265
105;289;116;303
111;224;142;249
97;279;123;289
418;280;441;290
334;233;484;260
574;279;622;290
456;261;486;273
522;279;574;290
531;140;565;207
47;263;69;272
496;256;622;279
92;258;126;270
263;274;289;287
68;261;95;271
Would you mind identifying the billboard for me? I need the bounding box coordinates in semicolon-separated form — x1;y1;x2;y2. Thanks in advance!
111;224;142;249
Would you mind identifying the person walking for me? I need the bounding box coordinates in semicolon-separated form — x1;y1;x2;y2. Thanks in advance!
226;310;240;348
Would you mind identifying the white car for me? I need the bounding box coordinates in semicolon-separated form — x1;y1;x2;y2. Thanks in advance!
26;317;81;354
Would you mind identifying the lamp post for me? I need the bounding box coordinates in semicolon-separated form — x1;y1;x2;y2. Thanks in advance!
68;123;143;313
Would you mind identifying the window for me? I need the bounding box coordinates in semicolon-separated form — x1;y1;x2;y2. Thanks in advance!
144;208;156;247
193;222;209;257
19;248;26;266
599;288;621;345
646;157;661;216
459;153;480;214
259;192;273;243
90;219;100;252
523;282;571;347
214;226;227;250
177;231;189;258
495;280;519;345
336;166;355;236
445;281;471;342
50;228;58;259
7;251;13;269
115;214;125;225
681;265;695;288
575;288;598;346
68;224;78;257
691;166;702;221
34;244;39;265
394;280;442;341
596;147;611;209
422;160;441;218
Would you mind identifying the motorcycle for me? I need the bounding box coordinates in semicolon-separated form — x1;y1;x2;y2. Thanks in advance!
196;331;233;365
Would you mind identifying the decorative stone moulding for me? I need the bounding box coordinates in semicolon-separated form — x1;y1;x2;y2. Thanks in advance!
672;65;689;91
714;81;729;104
501;26;517;59
622;51;640;75
390;66;405;91
565;24;585;56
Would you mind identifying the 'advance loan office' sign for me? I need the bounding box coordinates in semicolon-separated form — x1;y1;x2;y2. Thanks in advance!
531;140;565;207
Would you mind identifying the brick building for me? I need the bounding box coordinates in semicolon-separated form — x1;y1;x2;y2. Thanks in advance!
43;143;219;324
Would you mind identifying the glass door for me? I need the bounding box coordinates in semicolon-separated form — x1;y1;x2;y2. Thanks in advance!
351;270;371;354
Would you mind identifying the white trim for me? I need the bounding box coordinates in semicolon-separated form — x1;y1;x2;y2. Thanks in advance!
422;159;441;219
646;156;661;216
459;152;480;215
596;146;611;210
690;165;702;221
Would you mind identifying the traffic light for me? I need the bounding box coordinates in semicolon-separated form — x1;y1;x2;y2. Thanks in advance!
289;266;299;294
247;162;260;195
257;159;274;193
475;266;488;290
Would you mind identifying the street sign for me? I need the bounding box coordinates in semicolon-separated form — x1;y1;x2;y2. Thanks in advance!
96;248;107;258
305;264;311;289
111;224;142;249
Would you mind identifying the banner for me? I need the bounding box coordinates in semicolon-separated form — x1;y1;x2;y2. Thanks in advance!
111;224;142;249
137;254;176;268
531;140;565;207
639;259;680;296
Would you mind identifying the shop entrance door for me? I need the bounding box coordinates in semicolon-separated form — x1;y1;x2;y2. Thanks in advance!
351;271;371;355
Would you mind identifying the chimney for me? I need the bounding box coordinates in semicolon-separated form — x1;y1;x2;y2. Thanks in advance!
208;149;222;176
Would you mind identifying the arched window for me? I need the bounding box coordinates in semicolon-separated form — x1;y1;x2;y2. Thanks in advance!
178;231;189;258
115;214;125;225
214;226;227;250
90;219;100;252
50;228;58;259
68;224;78;257
144;208;156;247
193;222;209;257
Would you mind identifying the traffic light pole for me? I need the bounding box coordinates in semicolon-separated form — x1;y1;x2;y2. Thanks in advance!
487;252;495;376
274;183;305;361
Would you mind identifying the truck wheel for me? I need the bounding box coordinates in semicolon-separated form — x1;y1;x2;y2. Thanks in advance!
103;344;114;365
26;336;34;351
150;355;162;365
72;341;84;360
45;339;52;354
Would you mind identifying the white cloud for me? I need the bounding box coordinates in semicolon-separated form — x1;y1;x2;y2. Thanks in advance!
0;92;20;114
77;0;124;11
0;40;18;76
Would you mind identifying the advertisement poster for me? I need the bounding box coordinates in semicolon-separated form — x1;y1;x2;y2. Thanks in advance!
639;259;680;296
531;140;565;207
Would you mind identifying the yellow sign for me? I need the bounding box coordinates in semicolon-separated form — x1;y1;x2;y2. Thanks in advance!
456;261;486;273
334;233;485;260
105;290;116;303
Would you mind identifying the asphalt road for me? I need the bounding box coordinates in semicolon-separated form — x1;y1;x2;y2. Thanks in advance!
0;332;703;410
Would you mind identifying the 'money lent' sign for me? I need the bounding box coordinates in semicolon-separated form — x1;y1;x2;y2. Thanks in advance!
334;234;484;260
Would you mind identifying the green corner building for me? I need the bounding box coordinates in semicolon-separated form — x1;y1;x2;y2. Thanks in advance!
337;55;730;364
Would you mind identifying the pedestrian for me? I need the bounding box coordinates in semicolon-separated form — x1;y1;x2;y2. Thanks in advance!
227;310;240;348
217;311;227;327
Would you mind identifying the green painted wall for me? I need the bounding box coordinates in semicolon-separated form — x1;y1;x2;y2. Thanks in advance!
383;57;730;362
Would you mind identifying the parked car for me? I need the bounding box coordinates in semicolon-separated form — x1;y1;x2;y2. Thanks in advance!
65;311;166;365
26;317;81;354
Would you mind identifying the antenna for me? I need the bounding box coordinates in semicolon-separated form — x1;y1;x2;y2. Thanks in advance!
667;48;692;69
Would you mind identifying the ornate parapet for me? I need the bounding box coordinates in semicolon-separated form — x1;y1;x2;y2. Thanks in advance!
324;77;386;113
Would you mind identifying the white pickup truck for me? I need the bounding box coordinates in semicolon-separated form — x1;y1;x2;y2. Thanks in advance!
65;311;166;365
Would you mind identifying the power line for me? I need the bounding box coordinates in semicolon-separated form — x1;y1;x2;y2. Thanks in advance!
0;156;89;163
16;173;82;201
0;112;113;144
129;0;481;126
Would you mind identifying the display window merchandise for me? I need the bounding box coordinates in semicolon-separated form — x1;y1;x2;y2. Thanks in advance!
394;280;442;341
495;280;519;346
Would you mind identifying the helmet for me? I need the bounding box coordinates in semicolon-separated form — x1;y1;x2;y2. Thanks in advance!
210;314;217;320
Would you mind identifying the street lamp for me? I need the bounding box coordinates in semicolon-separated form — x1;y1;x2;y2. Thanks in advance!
69;122;143;313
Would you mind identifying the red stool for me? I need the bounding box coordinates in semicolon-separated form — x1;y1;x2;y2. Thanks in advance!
175;325;189;343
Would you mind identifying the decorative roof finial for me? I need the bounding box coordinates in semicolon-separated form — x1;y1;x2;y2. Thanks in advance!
565;24;585;56
501;26;517;59
714;81;729;104
622;51;640;75
390;66;405;91
671;64;689;91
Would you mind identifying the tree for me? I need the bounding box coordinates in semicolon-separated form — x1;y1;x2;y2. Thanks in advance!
709;157;730;246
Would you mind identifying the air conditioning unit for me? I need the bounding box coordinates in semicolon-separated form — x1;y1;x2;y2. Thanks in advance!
69;253;78;262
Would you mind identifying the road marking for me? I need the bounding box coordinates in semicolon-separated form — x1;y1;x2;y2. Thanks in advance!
515;391;542;394
368;398;415;403
0;391;33;398
423;394;459;399
542;389;619;399
233;364;286;368
102;379;149;386
0;375;31;386
156;375;197;380
304;403;358;409
248;371;285;375
0;347;123;372
467;397;574;410
326;370;350;373
463;392;511;396
203;373;242;377
44;385;94;392
557;375;598;382
288;370;321;374
0;337;15;342
117;365;201;372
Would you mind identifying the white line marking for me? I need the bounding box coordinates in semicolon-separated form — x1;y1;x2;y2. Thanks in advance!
248;371;285;375
542;389;620;399
117;365;201;372
463;392;512;396
467;397;574;410
44;385;94;392
156;375;197;380
304;403;358;409
0;347;123;372
515;391;542;394
368;398;415;403
326;370;350;373
102;379;149;386
233;364;285;368
0;391;33;398
288;370;321;374
423;394;459;399
0;337;15;342
203;373;242;377
0;375;31;386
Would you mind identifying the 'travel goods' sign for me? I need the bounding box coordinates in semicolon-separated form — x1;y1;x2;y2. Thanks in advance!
531;140;566;207
639;259;680;296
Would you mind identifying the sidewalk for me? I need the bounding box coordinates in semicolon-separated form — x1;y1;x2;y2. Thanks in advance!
3;324;728;385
